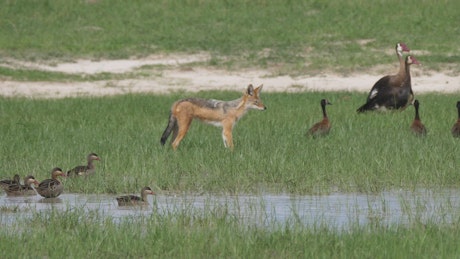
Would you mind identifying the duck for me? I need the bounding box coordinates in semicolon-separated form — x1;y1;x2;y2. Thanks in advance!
36;168;66;198
307;99;332;137
116;186;155;206
452;101;460;138
67;153;101;177
410;100;427;136
0;174;21;190
4;175;39;196
357;55;419;113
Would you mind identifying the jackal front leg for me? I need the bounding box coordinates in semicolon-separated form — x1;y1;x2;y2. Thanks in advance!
222;125;234;150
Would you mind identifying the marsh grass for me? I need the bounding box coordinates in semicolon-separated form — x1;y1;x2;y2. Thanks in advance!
0;91;458;195
1;203;460;258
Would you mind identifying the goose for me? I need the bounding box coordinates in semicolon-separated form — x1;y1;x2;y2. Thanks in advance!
410;100;427;136
357;55;419;112
67;153;101;177
307;99;332;137
357;43;410;113
452;101;460;137
36;168;66;198
116;187;155;206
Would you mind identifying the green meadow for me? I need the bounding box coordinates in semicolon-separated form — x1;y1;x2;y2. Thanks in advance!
1;0;459;76
0;92;458;194
1;0;460;258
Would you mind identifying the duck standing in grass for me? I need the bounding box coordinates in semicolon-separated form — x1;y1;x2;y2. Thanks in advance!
4;175;39;196
67;153;101;177
307;99;332;137
0;174;21;190
452;101;460;138
36;168;66;198
116;187;155;206
410;100;427;136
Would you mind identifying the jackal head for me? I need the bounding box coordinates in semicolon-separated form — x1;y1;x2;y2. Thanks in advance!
243;84;266;111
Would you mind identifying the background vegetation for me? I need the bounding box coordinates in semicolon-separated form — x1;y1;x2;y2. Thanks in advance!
0;0;459;76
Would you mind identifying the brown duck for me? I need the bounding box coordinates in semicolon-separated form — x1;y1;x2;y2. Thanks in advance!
67;153;101;177
307;99;332;137
4;175;39;196
410;100;427;136
116;187;155;206
0;174;21;190
357;43;416;113
36;168;66;198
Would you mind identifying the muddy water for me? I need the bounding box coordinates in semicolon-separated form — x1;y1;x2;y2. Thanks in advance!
1;188;460;230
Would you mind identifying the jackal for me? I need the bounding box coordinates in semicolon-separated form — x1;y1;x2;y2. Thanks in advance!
160;84;266;150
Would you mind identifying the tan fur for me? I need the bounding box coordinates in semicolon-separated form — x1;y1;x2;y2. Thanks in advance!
161;84;266;150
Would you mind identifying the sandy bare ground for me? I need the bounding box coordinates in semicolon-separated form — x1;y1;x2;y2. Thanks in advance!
1;53;459;98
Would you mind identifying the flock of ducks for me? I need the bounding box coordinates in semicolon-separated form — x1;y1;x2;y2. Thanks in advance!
307;42;460;138
0;153;156;206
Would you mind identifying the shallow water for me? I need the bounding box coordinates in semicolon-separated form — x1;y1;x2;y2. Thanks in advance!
1;188;460;230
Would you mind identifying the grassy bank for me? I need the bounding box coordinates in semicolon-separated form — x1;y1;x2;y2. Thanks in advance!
1;207;460;258
0;91;458;194
1;0;459;75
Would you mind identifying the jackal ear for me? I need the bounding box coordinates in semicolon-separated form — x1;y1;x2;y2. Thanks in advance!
256;84;263;93
246;84;255;96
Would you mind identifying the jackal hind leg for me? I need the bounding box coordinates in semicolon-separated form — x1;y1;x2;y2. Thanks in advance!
172;117;192;150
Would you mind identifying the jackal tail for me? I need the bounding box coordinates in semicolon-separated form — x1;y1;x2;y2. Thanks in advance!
160;112;177;146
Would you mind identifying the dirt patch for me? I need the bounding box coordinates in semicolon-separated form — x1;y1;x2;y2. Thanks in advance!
1;53;459;98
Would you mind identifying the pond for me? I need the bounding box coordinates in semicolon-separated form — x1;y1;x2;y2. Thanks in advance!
1;188;460;230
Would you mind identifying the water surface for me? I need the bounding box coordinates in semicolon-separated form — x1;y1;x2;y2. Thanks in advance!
1;188;460;230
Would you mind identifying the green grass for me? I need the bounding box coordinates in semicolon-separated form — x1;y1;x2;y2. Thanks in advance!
0;92;458;194
0;0;459;76
0;65;151;82
1;207;460;258
1;1;459;256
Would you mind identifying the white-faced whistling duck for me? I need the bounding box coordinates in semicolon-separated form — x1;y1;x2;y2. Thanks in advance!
410;99;427;136
308;99;332;137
